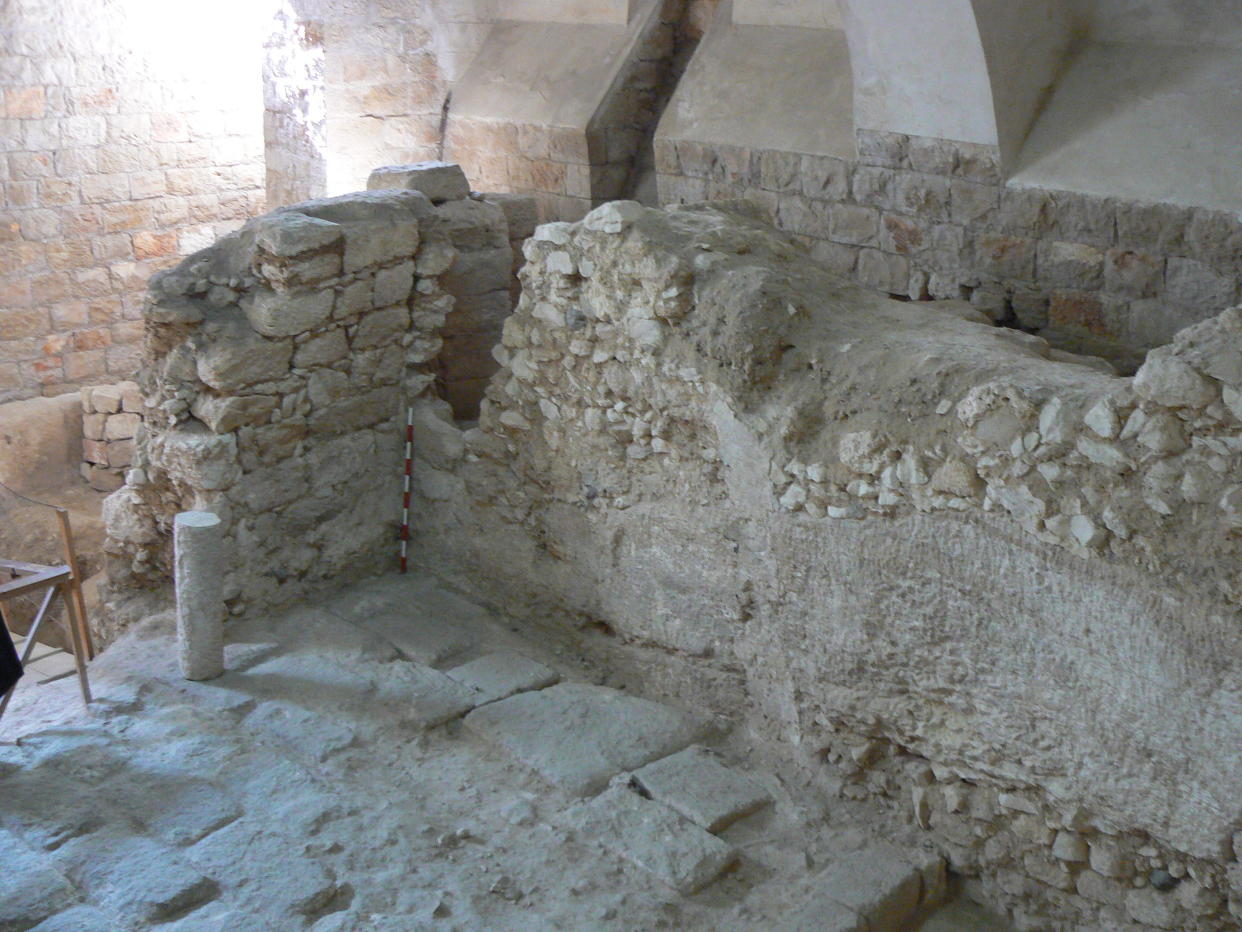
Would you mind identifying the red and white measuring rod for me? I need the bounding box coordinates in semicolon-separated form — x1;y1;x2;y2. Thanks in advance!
400;406;413;573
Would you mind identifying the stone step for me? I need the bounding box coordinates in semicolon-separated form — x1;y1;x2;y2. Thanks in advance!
0;828;82;931
632;744;771;833
444;650;560;705
464;682;712;796
570;783;738;894
782;843;946;932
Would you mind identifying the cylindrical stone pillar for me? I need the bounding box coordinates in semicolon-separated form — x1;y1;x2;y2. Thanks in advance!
174;511;225;681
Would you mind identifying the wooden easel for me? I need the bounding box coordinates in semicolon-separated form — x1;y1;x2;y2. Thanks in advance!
0;507;93;720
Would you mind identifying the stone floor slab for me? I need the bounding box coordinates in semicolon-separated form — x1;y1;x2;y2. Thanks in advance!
27;905;124;932
445;651;560;705
800;845;924;931
571;785;737;894
464;683;711;796
633;745;771;832
379;661;480;728
353;611;476;665
0;828;81;930
57;830;220;925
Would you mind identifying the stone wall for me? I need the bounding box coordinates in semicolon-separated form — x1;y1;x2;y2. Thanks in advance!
409;200;1242;930
445;0;687;222
80;381;143;493
366;162;538;420
0;0;267;403
654;130;1242;362
264;0;499;203
101;185;474;634
263;8;326;208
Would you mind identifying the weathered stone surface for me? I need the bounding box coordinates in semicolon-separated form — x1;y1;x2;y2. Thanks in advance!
445;651;560;705
190;395;277;433
352;610;476;665
485;192;539;240
632;746;770;832
195;312;294;391
569;785;736;893
373;262;415;307
367;161;471;203
0;829;81;929
582;200;646;234
384;661;480;728
244;288;335;338
353;306;410;349
26;906;121;932
800;847;924;929
1125;886;1181;929
465;684;711;796
59;831;220;924
255;213;343;258
1133;348;1218;408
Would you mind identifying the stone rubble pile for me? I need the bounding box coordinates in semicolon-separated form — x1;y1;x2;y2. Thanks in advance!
80;381;144;492
409;199;1242;931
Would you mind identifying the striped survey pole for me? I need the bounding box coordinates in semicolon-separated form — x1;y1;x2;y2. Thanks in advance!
400;406;414;573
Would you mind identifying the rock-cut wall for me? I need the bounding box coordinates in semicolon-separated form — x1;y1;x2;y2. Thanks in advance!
411;201;1242;930
101;187;463;632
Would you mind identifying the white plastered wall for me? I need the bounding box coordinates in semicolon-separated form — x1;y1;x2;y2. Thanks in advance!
657;0;855;158
839;0;998;147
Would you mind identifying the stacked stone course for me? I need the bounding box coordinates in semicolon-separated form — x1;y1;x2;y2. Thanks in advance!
366;162;539;420
102;181;483;635
80;380;144;492
655;130;1242;360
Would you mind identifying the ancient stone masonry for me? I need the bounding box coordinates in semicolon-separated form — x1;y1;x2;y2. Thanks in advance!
655;131;1242;362
366;163;538;420
100;184;477;636
408;200;1242;930
79;381;144;492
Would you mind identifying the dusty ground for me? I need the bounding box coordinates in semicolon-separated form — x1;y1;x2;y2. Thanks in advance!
0;572;1013;931
0;481;107;648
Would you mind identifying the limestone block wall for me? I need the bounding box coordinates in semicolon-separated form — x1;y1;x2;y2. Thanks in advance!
263;10;326;208
101;187;470;633
654;129;1242;362
0;0;267;403
366;162;540;420
436;192;539;419
410;201;1242;930
80;381;144;492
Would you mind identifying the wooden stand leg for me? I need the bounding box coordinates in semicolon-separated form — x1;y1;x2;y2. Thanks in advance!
58;583;92;706
55;509;94;661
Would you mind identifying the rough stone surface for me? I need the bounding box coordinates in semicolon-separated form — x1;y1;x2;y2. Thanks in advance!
571;784;737;894
632;745;771;832
100;188;462;633
465;683;711;796
409;201;1242;931
1;572;974;932
657;133;1242;361
445;651;560;705
367;162;471;204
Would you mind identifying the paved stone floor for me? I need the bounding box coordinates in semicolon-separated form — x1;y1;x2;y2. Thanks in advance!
1;572;1012;931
